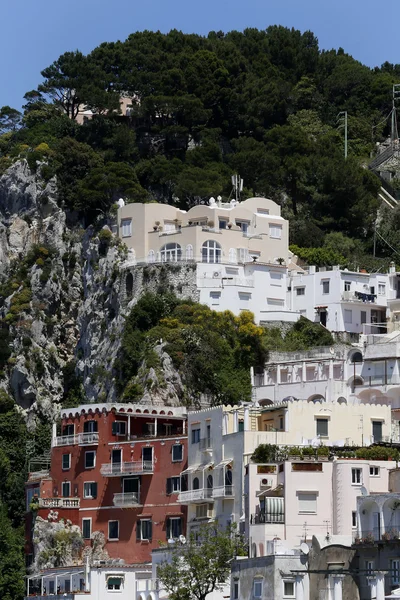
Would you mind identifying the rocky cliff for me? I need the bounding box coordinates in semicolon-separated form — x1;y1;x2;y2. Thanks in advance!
0;161;198;423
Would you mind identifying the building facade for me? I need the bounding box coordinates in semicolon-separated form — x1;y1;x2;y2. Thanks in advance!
25;403;188;567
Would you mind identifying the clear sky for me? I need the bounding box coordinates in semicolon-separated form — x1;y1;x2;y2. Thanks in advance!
2;0;400;110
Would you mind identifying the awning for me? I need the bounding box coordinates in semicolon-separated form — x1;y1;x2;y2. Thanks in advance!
180;465;201;475
214;459;233;469
315;306;328;310
259;496;284;517
199;462;214;471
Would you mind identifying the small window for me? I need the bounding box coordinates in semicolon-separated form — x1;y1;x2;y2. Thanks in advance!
370;286;375;295
191;428;201;444
238;420;244;432
112;421;127;436
62;424;74;436
283;580;295;598
352;511;357;528
233;580;239;600
322;280;330;294
344;281;351;292
62;481;71;498
316;418;328;437
370;466;380;477
344;309;352;324
296;287;305;296
108;520;119;540
138;519;152;541
236;220;249;233
83;482;98;499
210;291;221;305
121;218;132;238
269;224;282;239
378;283;386;295
257;208;269;215
365;560;374;575
253;580;263;598
172;444;183;462
166;476;181;494
391;559;400;585
107;577;123;591
167;517;182;539
83;420;98;433
62;454;71;470
219;219;227;229
352;468;362;485
82;518;91;539
85;451;96;469
298;492;317;513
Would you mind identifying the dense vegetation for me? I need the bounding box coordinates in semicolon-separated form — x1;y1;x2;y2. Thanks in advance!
2;27;400;263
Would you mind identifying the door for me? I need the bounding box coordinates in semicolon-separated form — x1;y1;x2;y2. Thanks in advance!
123;477;139;502
142;447;153;470
319;310;327;327
361;311;367;325
372;421;382;443
111;449;122;474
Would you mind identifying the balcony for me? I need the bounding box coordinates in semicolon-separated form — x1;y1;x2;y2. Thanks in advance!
178;488;214;503
199;438;212;451
353;527;400;544
113;492;141;507
100;461;154;476
38;497;80;509
53;434;78;447
25;596;76;600
341;291;378;304
250;512;285;525
212;485;234;499
78;432;99;445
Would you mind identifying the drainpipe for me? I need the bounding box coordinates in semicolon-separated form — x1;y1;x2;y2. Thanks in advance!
85;555;90;592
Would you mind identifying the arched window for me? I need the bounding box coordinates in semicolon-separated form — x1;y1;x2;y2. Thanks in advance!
126;273;133;297
225;468;233;487
202;240;221;263
193;477;200;490
229;248;237;263
147;250;155;263
185;244;194;261
207;474;213;489
350;351;363;363
160;243;182;263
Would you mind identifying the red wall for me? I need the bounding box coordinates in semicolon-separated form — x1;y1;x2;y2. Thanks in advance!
31;409;187;564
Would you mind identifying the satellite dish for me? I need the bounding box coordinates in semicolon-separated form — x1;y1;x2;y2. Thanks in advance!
179;535;186;544
360;485;368;496
168;538;175;545
300;543;310;555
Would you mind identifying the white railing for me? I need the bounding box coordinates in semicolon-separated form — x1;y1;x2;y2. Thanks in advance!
113;492;141;506
212;485;234;498
78;432;99;445
39;497;80;509
178;488;214;503
100;461;154;476
52;434;78;447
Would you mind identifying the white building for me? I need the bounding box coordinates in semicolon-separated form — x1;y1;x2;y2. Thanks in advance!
117;197;298;324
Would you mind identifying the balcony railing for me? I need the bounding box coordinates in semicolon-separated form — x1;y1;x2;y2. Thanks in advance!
25;596;75;600
353;527;400;544
250;512;284;525
53;434;77;447
212;485;234;498
178;488;214;503
100;461;154;476
199;438;212;451
39;497;80;509
341;291;377;304
78;432;99;445
113;492;141;507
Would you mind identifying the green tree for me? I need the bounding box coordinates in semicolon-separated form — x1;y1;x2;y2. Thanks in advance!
157;523;245;600
0;106;21;133
0;502;25;600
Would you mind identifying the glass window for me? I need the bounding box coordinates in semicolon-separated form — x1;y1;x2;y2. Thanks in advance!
82;519;91;539
219;219;227;229
167;517;182;539
253;580;263;598
85;451;96;469
191;428;200;444
344;281;351;291
372;421;383;442
298;492;317;513
352;511;357;528
210;291;221;305
83;482;97;499
202;240;221;263
62;424;74;436
316;418;328;437
344;309;352;324
138;519;152;541
283;581;295;598
378;283;386;295
172;445;183;462
391;559;400;585
322;280;330;294
370;466;380;477
296;287;305;296
185;244;194;260
108;520;119;540
112;421;127;436
166;476;181;493
160;243;182;263
236;220;249;233
62;481;70;498
233;581;239;600
107;577;123;590
121;219;132;237
269;224;282;239
83;420;97;433
352;468;362;485
62;454;71;470
365;560;374;575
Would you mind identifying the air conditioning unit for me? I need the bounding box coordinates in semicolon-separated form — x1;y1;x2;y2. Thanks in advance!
213;271;221;278
260;478;272;489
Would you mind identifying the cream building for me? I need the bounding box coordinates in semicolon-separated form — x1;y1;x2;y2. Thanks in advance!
116;197;297;324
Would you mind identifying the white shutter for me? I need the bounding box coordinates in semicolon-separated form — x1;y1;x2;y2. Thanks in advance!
298;492;317;513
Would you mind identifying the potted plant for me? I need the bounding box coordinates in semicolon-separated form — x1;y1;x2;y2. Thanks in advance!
288;446;302;461
227;222;233;229
208;220;214;228
302;446;316;461
154;221;160;231
317;446;329;461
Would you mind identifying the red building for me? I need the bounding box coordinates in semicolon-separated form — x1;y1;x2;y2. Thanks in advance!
25;403;188;565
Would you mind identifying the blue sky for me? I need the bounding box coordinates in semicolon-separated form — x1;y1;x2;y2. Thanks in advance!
1;0;400;110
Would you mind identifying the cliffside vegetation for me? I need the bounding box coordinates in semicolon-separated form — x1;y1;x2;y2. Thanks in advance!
1;27;400;265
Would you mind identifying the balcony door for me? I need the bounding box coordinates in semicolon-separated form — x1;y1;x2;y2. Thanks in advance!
123;477;139;500
142;447;153;470
112;449;122;474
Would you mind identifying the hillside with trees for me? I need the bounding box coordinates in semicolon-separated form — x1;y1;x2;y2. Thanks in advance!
2;26;400;265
